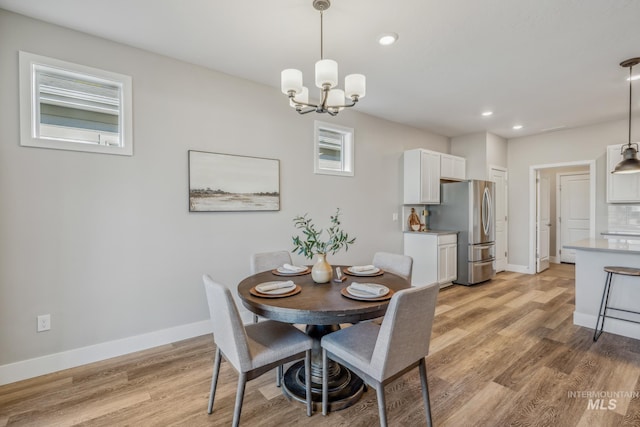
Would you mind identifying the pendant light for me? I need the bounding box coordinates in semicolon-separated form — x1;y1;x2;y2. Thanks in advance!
281;0;365;116
612;57;640;174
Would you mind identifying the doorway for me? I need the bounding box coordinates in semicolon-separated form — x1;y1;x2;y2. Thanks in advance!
528;161;595;274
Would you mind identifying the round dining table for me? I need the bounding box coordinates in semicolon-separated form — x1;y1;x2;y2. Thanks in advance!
237;266;411;412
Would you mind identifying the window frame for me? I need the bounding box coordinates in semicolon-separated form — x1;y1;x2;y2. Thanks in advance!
19;51;133;156
313;121;354;177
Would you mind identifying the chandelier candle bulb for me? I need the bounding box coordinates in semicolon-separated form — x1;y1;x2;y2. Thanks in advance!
327;89;345;109
281;69;303;95
315;59;338;88
345;74;366;99
290;86;309;108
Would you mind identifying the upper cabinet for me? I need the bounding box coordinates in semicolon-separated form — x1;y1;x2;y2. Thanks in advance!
440;154;466;181
607;144;640;203
404;149;441;204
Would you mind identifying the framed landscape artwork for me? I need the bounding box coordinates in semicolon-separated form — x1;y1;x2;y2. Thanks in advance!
188;151;280;212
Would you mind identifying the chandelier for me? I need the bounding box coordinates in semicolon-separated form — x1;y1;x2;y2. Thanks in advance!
612;57;640;174
280;0;365;116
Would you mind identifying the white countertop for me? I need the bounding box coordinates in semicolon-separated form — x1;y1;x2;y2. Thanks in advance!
403;230;458;236
564;238;640;254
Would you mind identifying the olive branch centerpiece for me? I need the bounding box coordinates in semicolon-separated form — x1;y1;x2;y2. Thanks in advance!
291;208;356;283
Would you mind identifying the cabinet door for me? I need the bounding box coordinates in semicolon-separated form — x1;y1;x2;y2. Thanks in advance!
437;245;448;284
441;154;466;181
420;150;441;203
446;244;457;282
452;157;466;180
607;144;640;203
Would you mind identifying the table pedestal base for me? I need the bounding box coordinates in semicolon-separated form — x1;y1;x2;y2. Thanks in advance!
281;324;364;411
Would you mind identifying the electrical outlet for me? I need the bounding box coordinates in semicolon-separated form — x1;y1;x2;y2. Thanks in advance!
37;314;51;332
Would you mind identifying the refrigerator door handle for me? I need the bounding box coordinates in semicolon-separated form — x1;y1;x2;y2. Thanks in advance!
474;260;495;267
482;186;492;236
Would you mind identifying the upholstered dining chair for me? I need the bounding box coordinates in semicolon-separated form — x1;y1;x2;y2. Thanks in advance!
202;275;313;426
249;250;294;386
321;282;439;427
372;251;413;283
250;250;293;324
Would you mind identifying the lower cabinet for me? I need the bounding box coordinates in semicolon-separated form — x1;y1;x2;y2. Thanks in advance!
404;232;458;288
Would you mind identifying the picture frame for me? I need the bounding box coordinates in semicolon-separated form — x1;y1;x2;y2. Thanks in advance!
188;150;280;212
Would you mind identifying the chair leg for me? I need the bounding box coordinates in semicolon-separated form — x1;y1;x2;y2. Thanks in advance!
207;348;222;414
376;384;388;427
419;359;433;427
232;372;247;427
305;350;312;416
322;348;328;416
276;365;283;387
594;272;613;341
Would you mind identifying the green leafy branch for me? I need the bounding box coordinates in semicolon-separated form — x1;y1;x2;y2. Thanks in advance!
292;208;356;260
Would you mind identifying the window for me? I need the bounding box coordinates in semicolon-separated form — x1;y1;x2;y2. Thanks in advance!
314;121;354;176
19;51;133;156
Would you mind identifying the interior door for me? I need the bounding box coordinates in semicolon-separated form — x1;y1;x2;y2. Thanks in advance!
490;167;507;272
536;172;550;273
560;173;590;263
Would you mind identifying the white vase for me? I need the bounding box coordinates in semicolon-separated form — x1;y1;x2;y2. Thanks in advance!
311;253;333;283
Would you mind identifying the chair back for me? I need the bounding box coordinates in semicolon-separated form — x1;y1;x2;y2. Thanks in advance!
372;252;413;283
250;251;292;274
202;275;252;372
371;282;439;380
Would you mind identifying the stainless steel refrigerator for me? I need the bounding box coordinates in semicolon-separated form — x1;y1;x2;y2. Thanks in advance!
429;180;496;285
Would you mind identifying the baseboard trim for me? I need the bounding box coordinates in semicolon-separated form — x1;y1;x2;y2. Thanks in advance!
0;320;212;386
506;264;532;274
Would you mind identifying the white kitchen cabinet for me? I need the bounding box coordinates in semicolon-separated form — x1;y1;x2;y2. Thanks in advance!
440;154;466;181
403;149;441;204
438;235;458;284
404;232;457;288
607;144;640;203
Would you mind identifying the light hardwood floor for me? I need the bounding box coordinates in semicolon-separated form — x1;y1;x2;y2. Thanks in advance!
2;264;640;426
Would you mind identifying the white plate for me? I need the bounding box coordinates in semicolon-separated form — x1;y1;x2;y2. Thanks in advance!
276;266;306;274
256;281;297;294
347;284;389;298
348;267;380;275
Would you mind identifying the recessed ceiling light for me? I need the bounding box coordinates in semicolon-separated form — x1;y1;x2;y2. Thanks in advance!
378;33;399;46
481;111;493;117
512;125;523;130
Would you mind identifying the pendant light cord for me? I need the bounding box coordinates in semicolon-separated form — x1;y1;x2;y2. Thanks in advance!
320;10;324;60
629;64;633;146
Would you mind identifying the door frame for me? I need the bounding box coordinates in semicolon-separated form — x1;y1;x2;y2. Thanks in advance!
528;160;595;274
489;165;508;272
536;171;551;272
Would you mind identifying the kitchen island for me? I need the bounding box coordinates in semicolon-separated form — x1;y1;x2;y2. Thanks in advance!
564;238;640;340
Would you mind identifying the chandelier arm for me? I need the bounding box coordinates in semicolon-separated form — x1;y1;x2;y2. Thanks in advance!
297;107;317;115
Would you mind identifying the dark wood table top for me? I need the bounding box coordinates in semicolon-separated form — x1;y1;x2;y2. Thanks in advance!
237;266;411;324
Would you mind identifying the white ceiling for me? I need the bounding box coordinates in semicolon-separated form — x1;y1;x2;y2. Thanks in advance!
2;0;640;139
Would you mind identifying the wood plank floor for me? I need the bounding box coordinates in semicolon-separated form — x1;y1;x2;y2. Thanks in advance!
2;263;640;426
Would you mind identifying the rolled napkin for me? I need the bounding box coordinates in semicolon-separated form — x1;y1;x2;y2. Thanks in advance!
256;280;295;293
350;264;377;272
281;263;307;273
349;282;389;296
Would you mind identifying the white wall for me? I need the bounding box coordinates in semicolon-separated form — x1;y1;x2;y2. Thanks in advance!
451;131;507;180
0;10;448;380
506;118;639;268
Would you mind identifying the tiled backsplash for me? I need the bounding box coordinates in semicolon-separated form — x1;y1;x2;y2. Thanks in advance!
608;205;640;233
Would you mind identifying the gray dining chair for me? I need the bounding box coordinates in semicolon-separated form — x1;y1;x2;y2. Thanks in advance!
250;250;293;324
250;250;294;386
372;251;413;283
321;282;439;427
202;275;313;426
